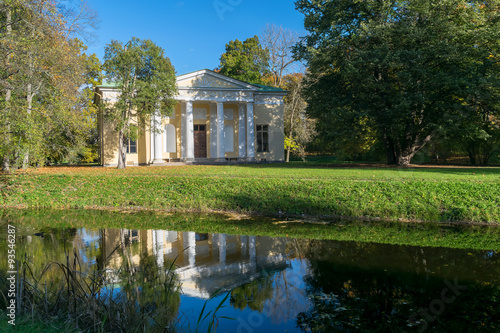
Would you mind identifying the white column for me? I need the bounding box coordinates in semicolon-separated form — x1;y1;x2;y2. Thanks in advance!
216;102;225;161
152;230;157;256
181;103;186;159
210;103;217;159
186;101;194;161
155;230;165;267
238;104;246;158
240;235;248;257
249;236;256;262
152;112;163;163
150;116;155;163
246;102;255;160
154;115;163;162
249;235;256;274
187;231;196;267
219;233;226;265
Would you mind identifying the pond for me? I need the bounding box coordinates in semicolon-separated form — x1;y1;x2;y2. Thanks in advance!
0;210;499;332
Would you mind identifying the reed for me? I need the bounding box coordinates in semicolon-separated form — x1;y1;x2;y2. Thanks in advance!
2;244;181;332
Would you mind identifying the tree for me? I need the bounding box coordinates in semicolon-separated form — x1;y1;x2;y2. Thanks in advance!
42;43;103;165
75;49;103;163
282;73;316;162
217;35;269;84
451;114;500;165
315;111;378;162
295;0;500;166
56;0;99;43
260;24;300;87
0;0;99;171
258;26;314;162
1;0;14;171
102;37;177;169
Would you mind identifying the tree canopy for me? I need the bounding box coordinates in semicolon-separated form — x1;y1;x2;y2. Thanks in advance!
0;0;100;171
295;0;500;166
217;35;269;84
102;37;177;169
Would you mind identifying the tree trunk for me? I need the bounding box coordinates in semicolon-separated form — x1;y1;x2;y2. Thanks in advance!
285;97;296;163
2;156;10;172
116;73;134;170
396;154;415;167
22;26;36;170
2;5;12;172
2;87;11;172
467;151;476;165
117;129;126;169
384;135;397;165
394;133;432;167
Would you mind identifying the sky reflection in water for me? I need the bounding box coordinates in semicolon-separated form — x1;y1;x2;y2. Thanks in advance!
1;215;499;332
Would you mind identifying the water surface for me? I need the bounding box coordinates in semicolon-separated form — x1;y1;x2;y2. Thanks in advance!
0;210;499;332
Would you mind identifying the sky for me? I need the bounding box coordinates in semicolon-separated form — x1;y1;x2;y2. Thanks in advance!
85;0;307;76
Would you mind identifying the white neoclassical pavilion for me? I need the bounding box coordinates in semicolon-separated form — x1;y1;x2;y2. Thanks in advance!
97;69;287;166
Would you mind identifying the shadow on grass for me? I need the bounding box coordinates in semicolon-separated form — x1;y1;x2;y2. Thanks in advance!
217;191;338;217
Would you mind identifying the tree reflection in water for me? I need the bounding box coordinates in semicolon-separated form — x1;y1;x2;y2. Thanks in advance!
294;240;500;332
1;214;499;333
0;226;181;332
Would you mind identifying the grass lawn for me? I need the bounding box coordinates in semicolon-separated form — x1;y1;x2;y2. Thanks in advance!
1;162;499;223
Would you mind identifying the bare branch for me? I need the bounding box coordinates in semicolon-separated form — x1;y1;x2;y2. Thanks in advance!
260;24;300;87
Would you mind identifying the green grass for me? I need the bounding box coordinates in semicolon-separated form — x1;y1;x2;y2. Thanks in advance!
1;163;499;223
0;315;79;333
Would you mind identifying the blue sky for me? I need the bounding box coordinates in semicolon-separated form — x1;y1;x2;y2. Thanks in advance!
86;0;306;75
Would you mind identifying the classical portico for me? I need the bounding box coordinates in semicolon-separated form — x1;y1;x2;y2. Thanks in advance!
97;69;287;167
149;69;286;164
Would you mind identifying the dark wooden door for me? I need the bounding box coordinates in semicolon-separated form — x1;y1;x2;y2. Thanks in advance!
194;125;207;158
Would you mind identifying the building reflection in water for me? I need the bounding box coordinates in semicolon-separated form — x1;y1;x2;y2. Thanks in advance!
5;219;498;332
100;229;290;299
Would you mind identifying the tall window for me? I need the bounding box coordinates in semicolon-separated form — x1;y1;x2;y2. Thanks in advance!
256;125;269;152
224;125;234;152
164;124;176;153
126;138;137;154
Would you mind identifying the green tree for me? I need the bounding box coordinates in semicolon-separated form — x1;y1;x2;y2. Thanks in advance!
102;37;177;169
451;114;500;165
295;0;500;166
0;0;98;171
317;112;378;162
75;49;103;164
282;73;316;162
217;35;269;84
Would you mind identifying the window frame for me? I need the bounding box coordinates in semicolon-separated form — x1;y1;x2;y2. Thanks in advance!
126;138;137;154
256;125;269;153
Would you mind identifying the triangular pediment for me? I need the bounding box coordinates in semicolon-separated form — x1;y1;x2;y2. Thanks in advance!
176;69;258;90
